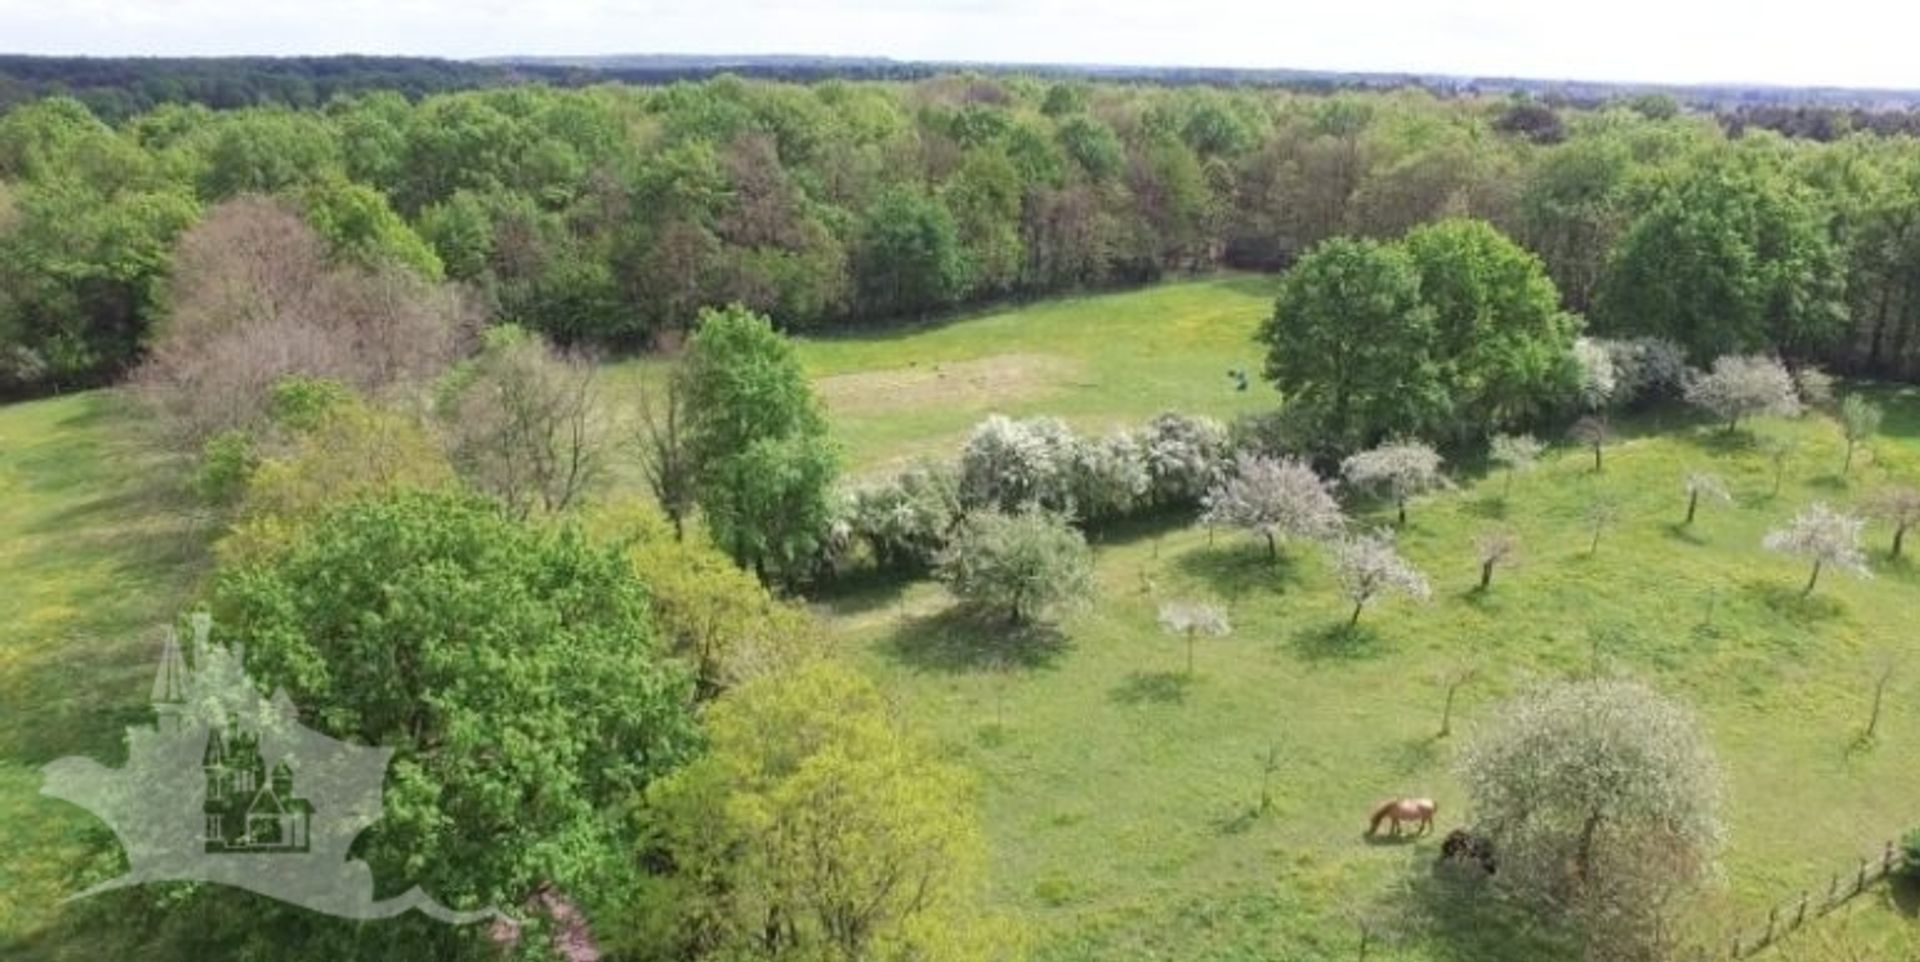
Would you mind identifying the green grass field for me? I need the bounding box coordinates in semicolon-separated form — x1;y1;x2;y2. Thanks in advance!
2;275;1918;960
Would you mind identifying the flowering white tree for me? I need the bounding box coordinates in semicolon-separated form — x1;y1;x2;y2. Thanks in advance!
1475;529;1520;591
1864;485;1920;560
1158;600;1232;676
1763;502;1872;596
957;414;1079;513
1568;415;1609;472
1488;433;1545;497
1200;454;1345;561
1139;412;1230;508
1458;679;1724;959
1067;431;1151;523
1595;336;1689;405
1572;337;1618;411
1332;531;1430;627
1839;395;1883;475
1684;354;1802;432
1341;440;1447;525
1795;365;1836;409
1682;471;1731;526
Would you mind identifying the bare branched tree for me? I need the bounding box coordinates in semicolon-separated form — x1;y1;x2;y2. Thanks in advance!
1864;484;1920;560
1489;433;1545;497
635;366;697;540
442;329;607;519
1158;600;1232;676
1569;415;1609;473
1475;529;1519;591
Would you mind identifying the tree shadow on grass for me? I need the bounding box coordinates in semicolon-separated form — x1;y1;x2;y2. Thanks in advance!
1741;579;1845;626
1394;870;1577;962
1890;875;1919;918
1677;428;1758;457
1805;473;1851;493
1463;496;1510;521
1387;735;1444;777
1662;523;1709;546
1109;669;1192;706
880;607;1070;674
1289;621;1387;662
1172;540;1303;598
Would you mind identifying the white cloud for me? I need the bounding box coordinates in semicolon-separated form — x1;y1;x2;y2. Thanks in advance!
0;0;1916;89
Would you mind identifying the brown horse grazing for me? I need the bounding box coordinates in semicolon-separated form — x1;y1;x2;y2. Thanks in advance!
1367;797;1437;837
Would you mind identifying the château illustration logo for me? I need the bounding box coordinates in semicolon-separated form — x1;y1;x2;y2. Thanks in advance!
38;613;497;923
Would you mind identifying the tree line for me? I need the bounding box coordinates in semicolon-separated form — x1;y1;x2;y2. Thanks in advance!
11;74;1920;398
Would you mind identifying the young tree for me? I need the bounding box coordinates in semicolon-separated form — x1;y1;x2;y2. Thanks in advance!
1436;665;1479;738
1489;432;1545;497
439;325;607;520
1200;454;1346;561
1341;440;1447;525
1585;497;1621;555
1763;502;1873;596
1332;530;1430;628
937;508;1094;626
637;663;1006;962
1475;530;1519;591
634;366;695;540
1682;470;1731;526
1863;650;1901;742
1683;354;1803;432
1761;435;1799;496
1569;415;1610;473
1158;600;1232;676
1864;484;1920;559
1839;394;1884;475
1572;336;1617;411
1458;680;1724;960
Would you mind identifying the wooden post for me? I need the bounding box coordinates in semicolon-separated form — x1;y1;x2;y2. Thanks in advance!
1886;841;1898;877
1857;857;1869;895
1794;892;1808;928
1827;872;1840;907
1764;905;1777;943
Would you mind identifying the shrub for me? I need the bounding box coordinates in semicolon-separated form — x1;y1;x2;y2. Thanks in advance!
1067;430;1151;522
1902;828;1920;880
958;414;1079;513
194;429;257;507
937;508;1093;626
1140;411;1231;507
847;460;964;570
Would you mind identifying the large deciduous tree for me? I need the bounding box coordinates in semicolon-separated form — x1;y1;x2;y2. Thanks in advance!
1401;218;1582;434
209;490;698;938
1459;680;1724;962
1259;237;1447;448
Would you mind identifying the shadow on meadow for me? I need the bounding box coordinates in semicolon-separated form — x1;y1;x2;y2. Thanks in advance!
1170;539;1304;599
1289;622;1388;662
1740;578;1845;626
1390;870;1579;962
1109;669;1192;706
878;606;1071;674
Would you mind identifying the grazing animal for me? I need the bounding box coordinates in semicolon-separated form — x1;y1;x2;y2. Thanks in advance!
1439;828;1497;875
1367;797;1437;837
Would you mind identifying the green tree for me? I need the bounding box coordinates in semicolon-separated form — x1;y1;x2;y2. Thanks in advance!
682;305;840;581
855;188;968;318
1401;219;1582;434
634;663;1008;962
1259;237;1448;448
209;490;697;931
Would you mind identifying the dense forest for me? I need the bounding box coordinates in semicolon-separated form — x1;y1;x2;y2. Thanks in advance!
10;70;1920;399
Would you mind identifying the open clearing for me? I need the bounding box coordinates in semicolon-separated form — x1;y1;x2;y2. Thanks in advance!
2;276;1918;959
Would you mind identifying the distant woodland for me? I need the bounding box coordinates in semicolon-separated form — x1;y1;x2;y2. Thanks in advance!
10;59;1920;396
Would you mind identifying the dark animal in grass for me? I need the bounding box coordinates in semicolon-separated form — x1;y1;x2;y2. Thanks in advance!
1228;368;1249;392
1439;828;1497;875
1367;797;1436;837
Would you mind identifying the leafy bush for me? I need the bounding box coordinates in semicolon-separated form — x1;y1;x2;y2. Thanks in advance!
958;414;1079;514
194;429;256;507
1067;430;1151;522
847;459;964;571
1902;828;1920;880
1140;411;1230;507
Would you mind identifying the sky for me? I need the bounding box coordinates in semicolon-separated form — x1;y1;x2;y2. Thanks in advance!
4;0;1920;90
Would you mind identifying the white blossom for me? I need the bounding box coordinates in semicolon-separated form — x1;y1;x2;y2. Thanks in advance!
1763;502;1872;593
1684;354;1803;430
1332;530;1430;623
1200;454;1345;558
1341;440;1447;522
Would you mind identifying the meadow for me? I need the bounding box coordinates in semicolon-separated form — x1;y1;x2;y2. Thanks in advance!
2;275;1918;960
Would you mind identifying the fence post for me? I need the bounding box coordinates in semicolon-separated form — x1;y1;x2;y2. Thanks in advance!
1794;891;1808;928
1857;857;1868;895
1885;841;1897;878
1764;905;1777;943
1826;872;1839;908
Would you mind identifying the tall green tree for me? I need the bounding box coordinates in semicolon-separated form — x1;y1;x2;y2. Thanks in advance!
854;188;968;318
682;305;839;581
1259;236;1448;448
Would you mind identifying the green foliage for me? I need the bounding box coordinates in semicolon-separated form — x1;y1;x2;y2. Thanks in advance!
193;429;256;507
632;662;1009;962
682;305;839;580
1260;236;1447;448
937;507;1094;626
264;375;356;432
299;177;443;279
208;490;698;913
856;188;969;317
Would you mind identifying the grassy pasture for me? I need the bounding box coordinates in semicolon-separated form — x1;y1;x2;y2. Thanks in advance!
0;275;1916;960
